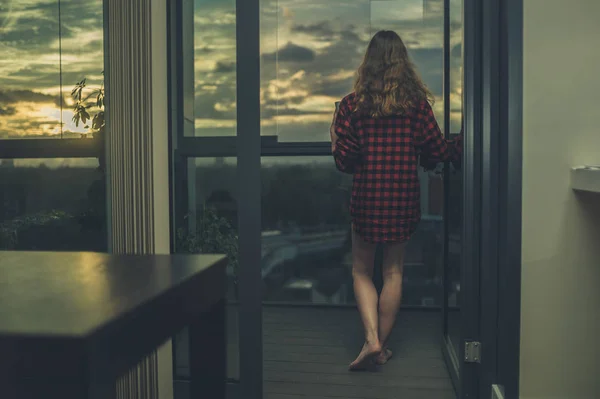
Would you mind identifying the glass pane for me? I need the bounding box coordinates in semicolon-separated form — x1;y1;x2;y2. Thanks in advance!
0;158;107;251
173;157;239;381
191;0;237;137
446;0;464;359
60;0;105;139
258;0;444;142
175;0;240;387
260;157;445;306
260;156;352;302
260;1;370;142
0;1;103;139
371;0;444;131
0;1;60;138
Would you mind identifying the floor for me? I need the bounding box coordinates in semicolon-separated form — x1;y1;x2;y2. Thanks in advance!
175;307;456;399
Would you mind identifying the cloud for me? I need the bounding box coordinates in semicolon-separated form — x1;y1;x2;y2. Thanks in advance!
195;83;236;120
0;0;461;139
291;21;335;40
263;42;316;63
214;61;235;73
0;106;16;116
234;13;446;138
310;76;356;98
0;0;102;47
1;18;71;46
196;46;216;56
0;89;60;106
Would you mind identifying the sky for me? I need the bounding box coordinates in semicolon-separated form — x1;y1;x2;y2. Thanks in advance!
0;0;463;141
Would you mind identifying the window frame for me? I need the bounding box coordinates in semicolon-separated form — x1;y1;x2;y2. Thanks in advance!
0;138;102;159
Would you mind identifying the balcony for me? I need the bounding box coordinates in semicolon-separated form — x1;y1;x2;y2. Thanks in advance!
175;307;454;399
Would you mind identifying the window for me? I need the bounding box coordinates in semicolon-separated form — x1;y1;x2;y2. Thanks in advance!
0;1;106;251
260;1;370;141
260;157;444;306
190;0;444;142
0;158;106;251
191;0;237;137
0;1;104;139
261;0;444;142
371;0;445;130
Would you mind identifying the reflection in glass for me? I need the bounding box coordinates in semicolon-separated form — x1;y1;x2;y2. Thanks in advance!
259;157;445;306
0;158;106;251
0;1;104;139
185;158;239;300
446;0;464;359
173;157;240;381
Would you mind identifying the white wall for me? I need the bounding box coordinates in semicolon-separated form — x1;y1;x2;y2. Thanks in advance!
521;1;600;398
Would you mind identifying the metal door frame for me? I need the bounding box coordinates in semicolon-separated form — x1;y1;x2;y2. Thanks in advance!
235;1;263;398
441;0;483;396
167;1;264;398
440;0;461;389
457;0;483;397
478;0;524;398
441;0;524;397
494;0;523;397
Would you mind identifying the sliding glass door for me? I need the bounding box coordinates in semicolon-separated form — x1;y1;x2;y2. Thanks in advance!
168;1;485;398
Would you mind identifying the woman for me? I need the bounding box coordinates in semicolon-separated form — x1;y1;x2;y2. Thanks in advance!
330;30;462;370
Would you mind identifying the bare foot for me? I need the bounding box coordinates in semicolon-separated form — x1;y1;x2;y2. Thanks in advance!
349;341;382;371
374;347;393;365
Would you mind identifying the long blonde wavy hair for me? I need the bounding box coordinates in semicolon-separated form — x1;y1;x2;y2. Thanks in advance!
354;30;434;118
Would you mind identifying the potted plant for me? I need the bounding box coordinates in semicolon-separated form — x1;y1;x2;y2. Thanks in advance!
176;206;240;299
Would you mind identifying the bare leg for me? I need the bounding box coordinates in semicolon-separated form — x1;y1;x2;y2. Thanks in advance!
349;228;382;370
376;241;407;364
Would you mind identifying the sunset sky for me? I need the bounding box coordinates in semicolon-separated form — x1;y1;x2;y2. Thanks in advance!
0;0;463;141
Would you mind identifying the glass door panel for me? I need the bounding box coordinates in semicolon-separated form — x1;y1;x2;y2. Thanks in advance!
445;0;464;363
257;0;447;308
170;0;241;392
258;0;372;306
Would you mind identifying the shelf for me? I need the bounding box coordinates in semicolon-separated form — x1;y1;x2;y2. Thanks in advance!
571;166;600;193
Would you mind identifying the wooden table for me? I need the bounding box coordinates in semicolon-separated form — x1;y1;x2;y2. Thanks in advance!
0;251;227;399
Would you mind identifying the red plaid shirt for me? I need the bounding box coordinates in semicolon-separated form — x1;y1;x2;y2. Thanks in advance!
333;93;462;243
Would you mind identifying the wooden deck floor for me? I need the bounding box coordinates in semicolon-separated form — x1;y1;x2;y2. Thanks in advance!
175;307;456;399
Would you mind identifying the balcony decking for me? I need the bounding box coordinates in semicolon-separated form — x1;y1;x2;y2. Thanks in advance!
175;306;455;399
261;307;455;399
